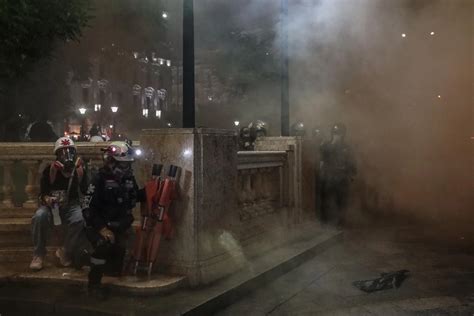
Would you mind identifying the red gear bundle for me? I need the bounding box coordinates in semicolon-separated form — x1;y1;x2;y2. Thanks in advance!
130;164;178;276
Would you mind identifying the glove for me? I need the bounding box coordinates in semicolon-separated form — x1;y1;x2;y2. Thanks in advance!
99;227;115;244
42;195;57;207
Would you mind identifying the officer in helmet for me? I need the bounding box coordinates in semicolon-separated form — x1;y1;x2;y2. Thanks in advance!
29;137;88;271
319;123;356;226
239;127;256;151
82;141;145;296
291;121;306;137
248;120;268;138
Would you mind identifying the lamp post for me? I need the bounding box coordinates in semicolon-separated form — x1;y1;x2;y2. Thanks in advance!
183;0;195;128
111;106;118;139
281;0;289;136
79;107;87;140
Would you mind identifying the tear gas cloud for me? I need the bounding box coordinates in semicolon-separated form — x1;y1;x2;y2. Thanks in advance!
286;0;473;224
197;0;473;224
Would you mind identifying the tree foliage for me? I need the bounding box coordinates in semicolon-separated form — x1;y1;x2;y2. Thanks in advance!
196;1;280;99
0;0;92;82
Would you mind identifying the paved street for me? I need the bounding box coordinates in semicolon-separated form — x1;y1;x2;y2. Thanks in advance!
217;224;474;316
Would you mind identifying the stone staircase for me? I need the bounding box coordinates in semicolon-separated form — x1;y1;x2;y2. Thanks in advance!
0;207;57;263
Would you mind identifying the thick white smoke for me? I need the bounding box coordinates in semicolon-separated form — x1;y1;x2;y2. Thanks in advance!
280;0;473;224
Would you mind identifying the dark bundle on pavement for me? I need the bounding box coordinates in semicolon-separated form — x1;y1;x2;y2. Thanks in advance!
353;270;410;293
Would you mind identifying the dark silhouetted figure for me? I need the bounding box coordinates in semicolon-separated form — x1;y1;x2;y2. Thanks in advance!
28;117;57;142
319;123;356;226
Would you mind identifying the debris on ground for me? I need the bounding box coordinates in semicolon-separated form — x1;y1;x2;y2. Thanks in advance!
353;270;409;293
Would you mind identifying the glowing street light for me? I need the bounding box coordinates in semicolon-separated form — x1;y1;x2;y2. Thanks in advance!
79;107;87;115
401;33;407;38
234;121;240;127
437;95;442;99
111;106;119;113
167;122;172;127
430;31;435;36
162;11;168;19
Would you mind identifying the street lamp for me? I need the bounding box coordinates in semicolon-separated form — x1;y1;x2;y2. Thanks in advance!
110;106;118;139
234;121;240;127
78;107;87;140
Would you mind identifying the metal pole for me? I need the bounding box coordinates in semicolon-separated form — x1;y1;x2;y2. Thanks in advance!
182;0;195;128
280;0;290;136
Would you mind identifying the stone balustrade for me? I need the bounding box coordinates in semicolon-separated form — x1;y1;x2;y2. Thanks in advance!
0;142;140;209
0;133;302;285
237;151;288;221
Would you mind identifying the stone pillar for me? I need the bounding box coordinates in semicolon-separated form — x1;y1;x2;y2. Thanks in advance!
23;160;40;208
140;128;239;286
0;160;14;208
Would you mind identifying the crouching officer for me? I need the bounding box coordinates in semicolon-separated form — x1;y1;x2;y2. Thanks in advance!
82;141;145;295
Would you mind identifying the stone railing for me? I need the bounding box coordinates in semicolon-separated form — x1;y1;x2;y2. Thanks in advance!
0;142;139;209
237;151;288;221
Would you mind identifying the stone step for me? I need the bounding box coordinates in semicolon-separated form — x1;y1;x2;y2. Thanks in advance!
0;247;56;263
0;217;31;232
0;231;32;247
0;207;35;219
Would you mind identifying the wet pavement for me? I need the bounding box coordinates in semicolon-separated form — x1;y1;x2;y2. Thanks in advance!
0;221;342;315
216;224;474;315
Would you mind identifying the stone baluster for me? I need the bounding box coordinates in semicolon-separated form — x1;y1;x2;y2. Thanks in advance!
237;170;246;205
23;160;40;208
262;168;272;200
248;169;257;204
253;170;264;202
0;160;15;208
243;170;254;205
279;165;285;207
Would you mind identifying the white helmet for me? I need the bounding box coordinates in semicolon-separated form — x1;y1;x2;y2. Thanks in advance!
53;137;76;154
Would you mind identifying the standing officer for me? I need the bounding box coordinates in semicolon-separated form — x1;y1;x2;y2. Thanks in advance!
319;123;356;226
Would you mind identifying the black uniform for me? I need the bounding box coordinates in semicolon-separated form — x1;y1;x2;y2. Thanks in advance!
319;141;356;225
82;167;145;287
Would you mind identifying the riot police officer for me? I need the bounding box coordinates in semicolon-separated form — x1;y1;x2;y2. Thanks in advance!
291;121;306;137
82;141;145;295
239;127;255;151
319;123;356;226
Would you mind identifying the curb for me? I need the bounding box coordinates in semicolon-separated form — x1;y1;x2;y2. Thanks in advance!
182;230;343;315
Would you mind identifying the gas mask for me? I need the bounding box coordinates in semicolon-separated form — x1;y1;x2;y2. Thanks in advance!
112;161;132;180
56;147;77;172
